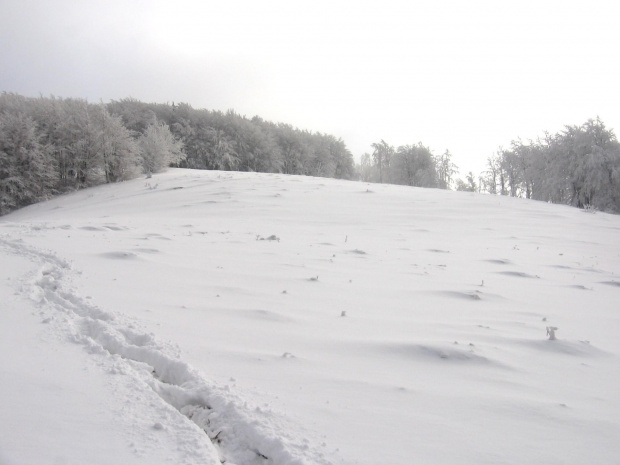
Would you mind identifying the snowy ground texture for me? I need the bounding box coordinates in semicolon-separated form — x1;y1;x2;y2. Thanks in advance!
1;169;620;465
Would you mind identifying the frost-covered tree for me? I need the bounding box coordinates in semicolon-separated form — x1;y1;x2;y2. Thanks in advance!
231;116;282;173
139;121;185;175
275;124;310;175
481;154;501;194
0;110;56;213
91;105;141;183
561;118;619;210
330;137;355;179
209;128;239;171
371;140;394;183
107;97;157;134
360;140;453;189
391;144;438;188
357;153;375;182
480;118;620;211
49;98;97;188
435;150;458;190
455;172;477;192
0;92;358;215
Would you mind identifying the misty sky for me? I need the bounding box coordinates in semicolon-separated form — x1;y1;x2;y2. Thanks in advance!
2;0;619;175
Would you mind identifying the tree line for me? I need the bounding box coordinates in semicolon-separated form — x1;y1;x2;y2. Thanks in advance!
2;91;619;215
357;118;620;213
475;118;620;211
357;140;458;190
0;93;355;215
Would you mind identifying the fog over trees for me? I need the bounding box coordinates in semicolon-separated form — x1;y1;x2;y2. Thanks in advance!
2;91;619;214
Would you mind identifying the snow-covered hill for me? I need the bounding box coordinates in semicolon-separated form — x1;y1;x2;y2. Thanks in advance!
1;169;619;465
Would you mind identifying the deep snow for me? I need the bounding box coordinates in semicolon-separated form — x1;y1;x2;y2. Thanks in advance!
1;169;619;464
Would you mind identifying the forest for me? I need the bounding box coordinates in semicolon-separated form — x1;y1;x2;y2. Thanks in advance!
0;93;355;215
478;118;620;211
356;118;620;212
2;91;620;215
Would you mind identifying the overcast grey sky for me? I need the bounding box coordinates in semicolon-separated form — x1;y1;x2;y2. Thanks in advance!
2;0;619;175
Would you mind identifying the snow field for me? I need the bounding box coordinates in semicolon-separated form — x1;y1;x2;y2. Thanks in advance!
1;168;620;464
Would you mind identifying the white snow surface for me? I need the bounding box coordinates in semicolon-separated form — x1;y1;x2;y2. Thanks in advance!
1;169;620;465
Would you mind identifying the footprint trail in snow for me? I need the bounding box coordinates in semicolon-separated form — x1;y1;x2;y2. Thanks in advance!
0;235;338;465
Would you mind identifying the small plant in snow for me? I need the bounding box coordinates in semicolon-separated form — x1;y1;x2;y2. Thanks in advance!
546;326;558;340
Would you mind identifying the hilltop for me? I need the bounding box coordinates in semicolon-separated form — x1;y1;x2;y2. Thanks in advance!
1;169;619;464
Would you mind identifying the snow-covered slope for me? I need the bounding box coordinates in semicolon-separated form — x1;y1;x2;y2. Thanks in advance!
1;169;619;465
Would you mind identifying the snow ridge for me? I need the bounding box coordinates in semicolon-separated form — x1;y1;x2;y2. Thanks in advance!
0;235;336;465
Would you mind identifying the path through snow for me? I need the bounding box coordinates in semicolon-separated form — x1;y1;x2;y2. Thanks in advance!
0;235;337;465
